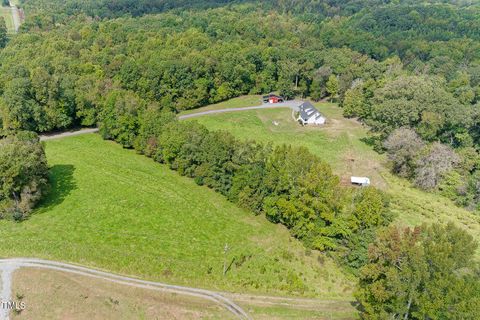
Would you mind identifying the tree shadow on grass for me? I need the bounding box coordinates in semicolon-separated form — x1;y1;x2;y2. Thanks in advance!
36;164;77;214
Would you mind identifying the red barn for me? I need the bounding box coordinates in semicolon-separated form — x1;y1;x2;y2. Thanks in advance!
262;94;284;104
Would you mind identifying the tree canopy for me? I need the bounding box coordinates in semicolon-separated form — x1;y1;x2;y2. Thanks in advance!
356;223;480;319
0;132;49;220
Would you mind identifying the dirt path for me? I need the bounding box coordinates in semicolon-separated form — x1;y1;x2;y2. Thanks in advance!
39;102;300;139
0;258;250;320
9;1;20;33
0;264;17;320
224;292;354;314
39;128;99;141
179;101;303;120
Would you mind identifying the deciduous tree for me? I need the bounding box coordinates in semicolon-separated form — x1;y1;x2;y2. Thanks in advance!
356;223;480;320
0;132;49;220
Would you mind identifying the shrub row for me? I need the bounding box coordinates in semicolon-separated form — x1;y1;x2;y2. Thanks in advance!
100;106;392;266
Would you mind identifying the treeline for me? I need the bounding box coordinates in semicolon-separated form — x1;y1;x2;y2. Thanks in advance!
356;222;480;319
320;3;480;60
317;4;480;212
19;0;477;22
2;3;480;211
20;0;248;20
340;72;480;209
0;7;375;133
99;102;391;267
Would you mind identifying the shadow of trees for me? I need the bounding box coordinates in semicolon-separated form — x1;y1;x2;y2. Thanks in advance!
36;164;77;213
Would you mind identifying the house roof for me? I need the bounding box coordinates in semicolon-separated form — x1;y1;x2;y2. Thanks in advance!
299;101;323;121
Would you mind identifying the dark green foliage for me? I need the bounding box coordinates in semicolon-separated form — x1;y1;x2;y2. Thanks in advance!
0;132;49;220
133;106;175;157
100;97;391;253
320;3;480;60
0;7;337;132
263;152;346;250
339;187;392;270
0;69;77;132
356;223;480;319
98;89;146;148
0;17;7;48
370;76;460;140
350;187;391;231
3;1;480;143
21;0;251;20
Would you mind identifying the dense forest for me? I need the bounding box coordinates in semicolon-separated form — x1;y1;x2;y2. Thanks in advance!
0;0;479;215
4;1;480;211
19;0;480;16
1;0;480;318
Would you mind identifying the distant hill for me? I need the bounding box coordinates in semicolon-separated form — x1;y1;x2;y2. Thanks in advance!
19;0;479;20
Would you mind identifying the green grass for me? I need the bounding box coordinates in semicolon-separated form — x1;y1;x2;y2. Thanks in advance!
235;297;358;320
188;98;480;257
180;95;263;115
0;7;15;33
248;305;358;320
189;103;386;188
0;134;355;301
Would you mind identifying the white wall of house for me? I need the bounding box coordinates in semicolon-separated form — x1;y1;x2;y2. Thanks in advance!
298;114;326;125
306;116;326;125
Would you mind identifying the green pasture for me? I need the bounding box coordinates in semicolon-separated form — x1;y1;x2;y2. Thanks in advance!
0;7;14;33
0;134;355;302
188;100;480;257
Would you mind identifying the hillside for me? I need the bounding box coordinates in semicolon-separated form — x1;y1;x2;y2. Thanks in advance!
0;133;355;300
185;99;480;257
1;0;480;318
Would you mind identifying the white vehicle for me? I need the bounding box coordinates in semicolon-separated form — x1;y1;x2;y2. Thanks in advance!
351;176;371;187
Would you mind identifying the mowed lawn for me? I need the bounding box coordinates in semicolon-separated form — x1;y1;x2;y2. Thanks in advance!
188;103;386;187
189;101;480;257
0;134;355;299
180;95;263;115
0;7;14;33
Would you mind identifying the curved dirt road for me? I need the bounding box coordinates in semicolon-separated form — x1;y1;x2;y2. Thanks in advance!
0;258;250;320
39;128;99;141
38;102;301;140
178;101;303;120
9;1;21;33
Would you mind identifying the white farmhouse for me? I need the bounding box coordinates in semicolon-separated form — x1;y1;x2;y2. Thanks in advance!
297;102;326;125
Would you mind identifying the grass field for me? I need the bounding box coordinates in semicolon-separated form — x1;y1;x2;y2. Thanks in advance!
13;268;235;320
180;95;264;115
11;268;356;320
0;7;15;33
187;99;480;257
0;134;355;303
185;103;386;188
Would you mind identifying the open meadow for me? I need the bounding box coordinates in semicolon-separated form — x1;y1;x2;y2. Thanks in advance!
0;134;356;304
0;6;14;33
185;99;480;258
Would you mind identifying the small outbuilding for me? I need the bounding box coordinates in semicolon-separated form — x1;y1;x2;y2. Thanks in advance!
297;102;326;125
263;94;284;104
351;176;371;187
